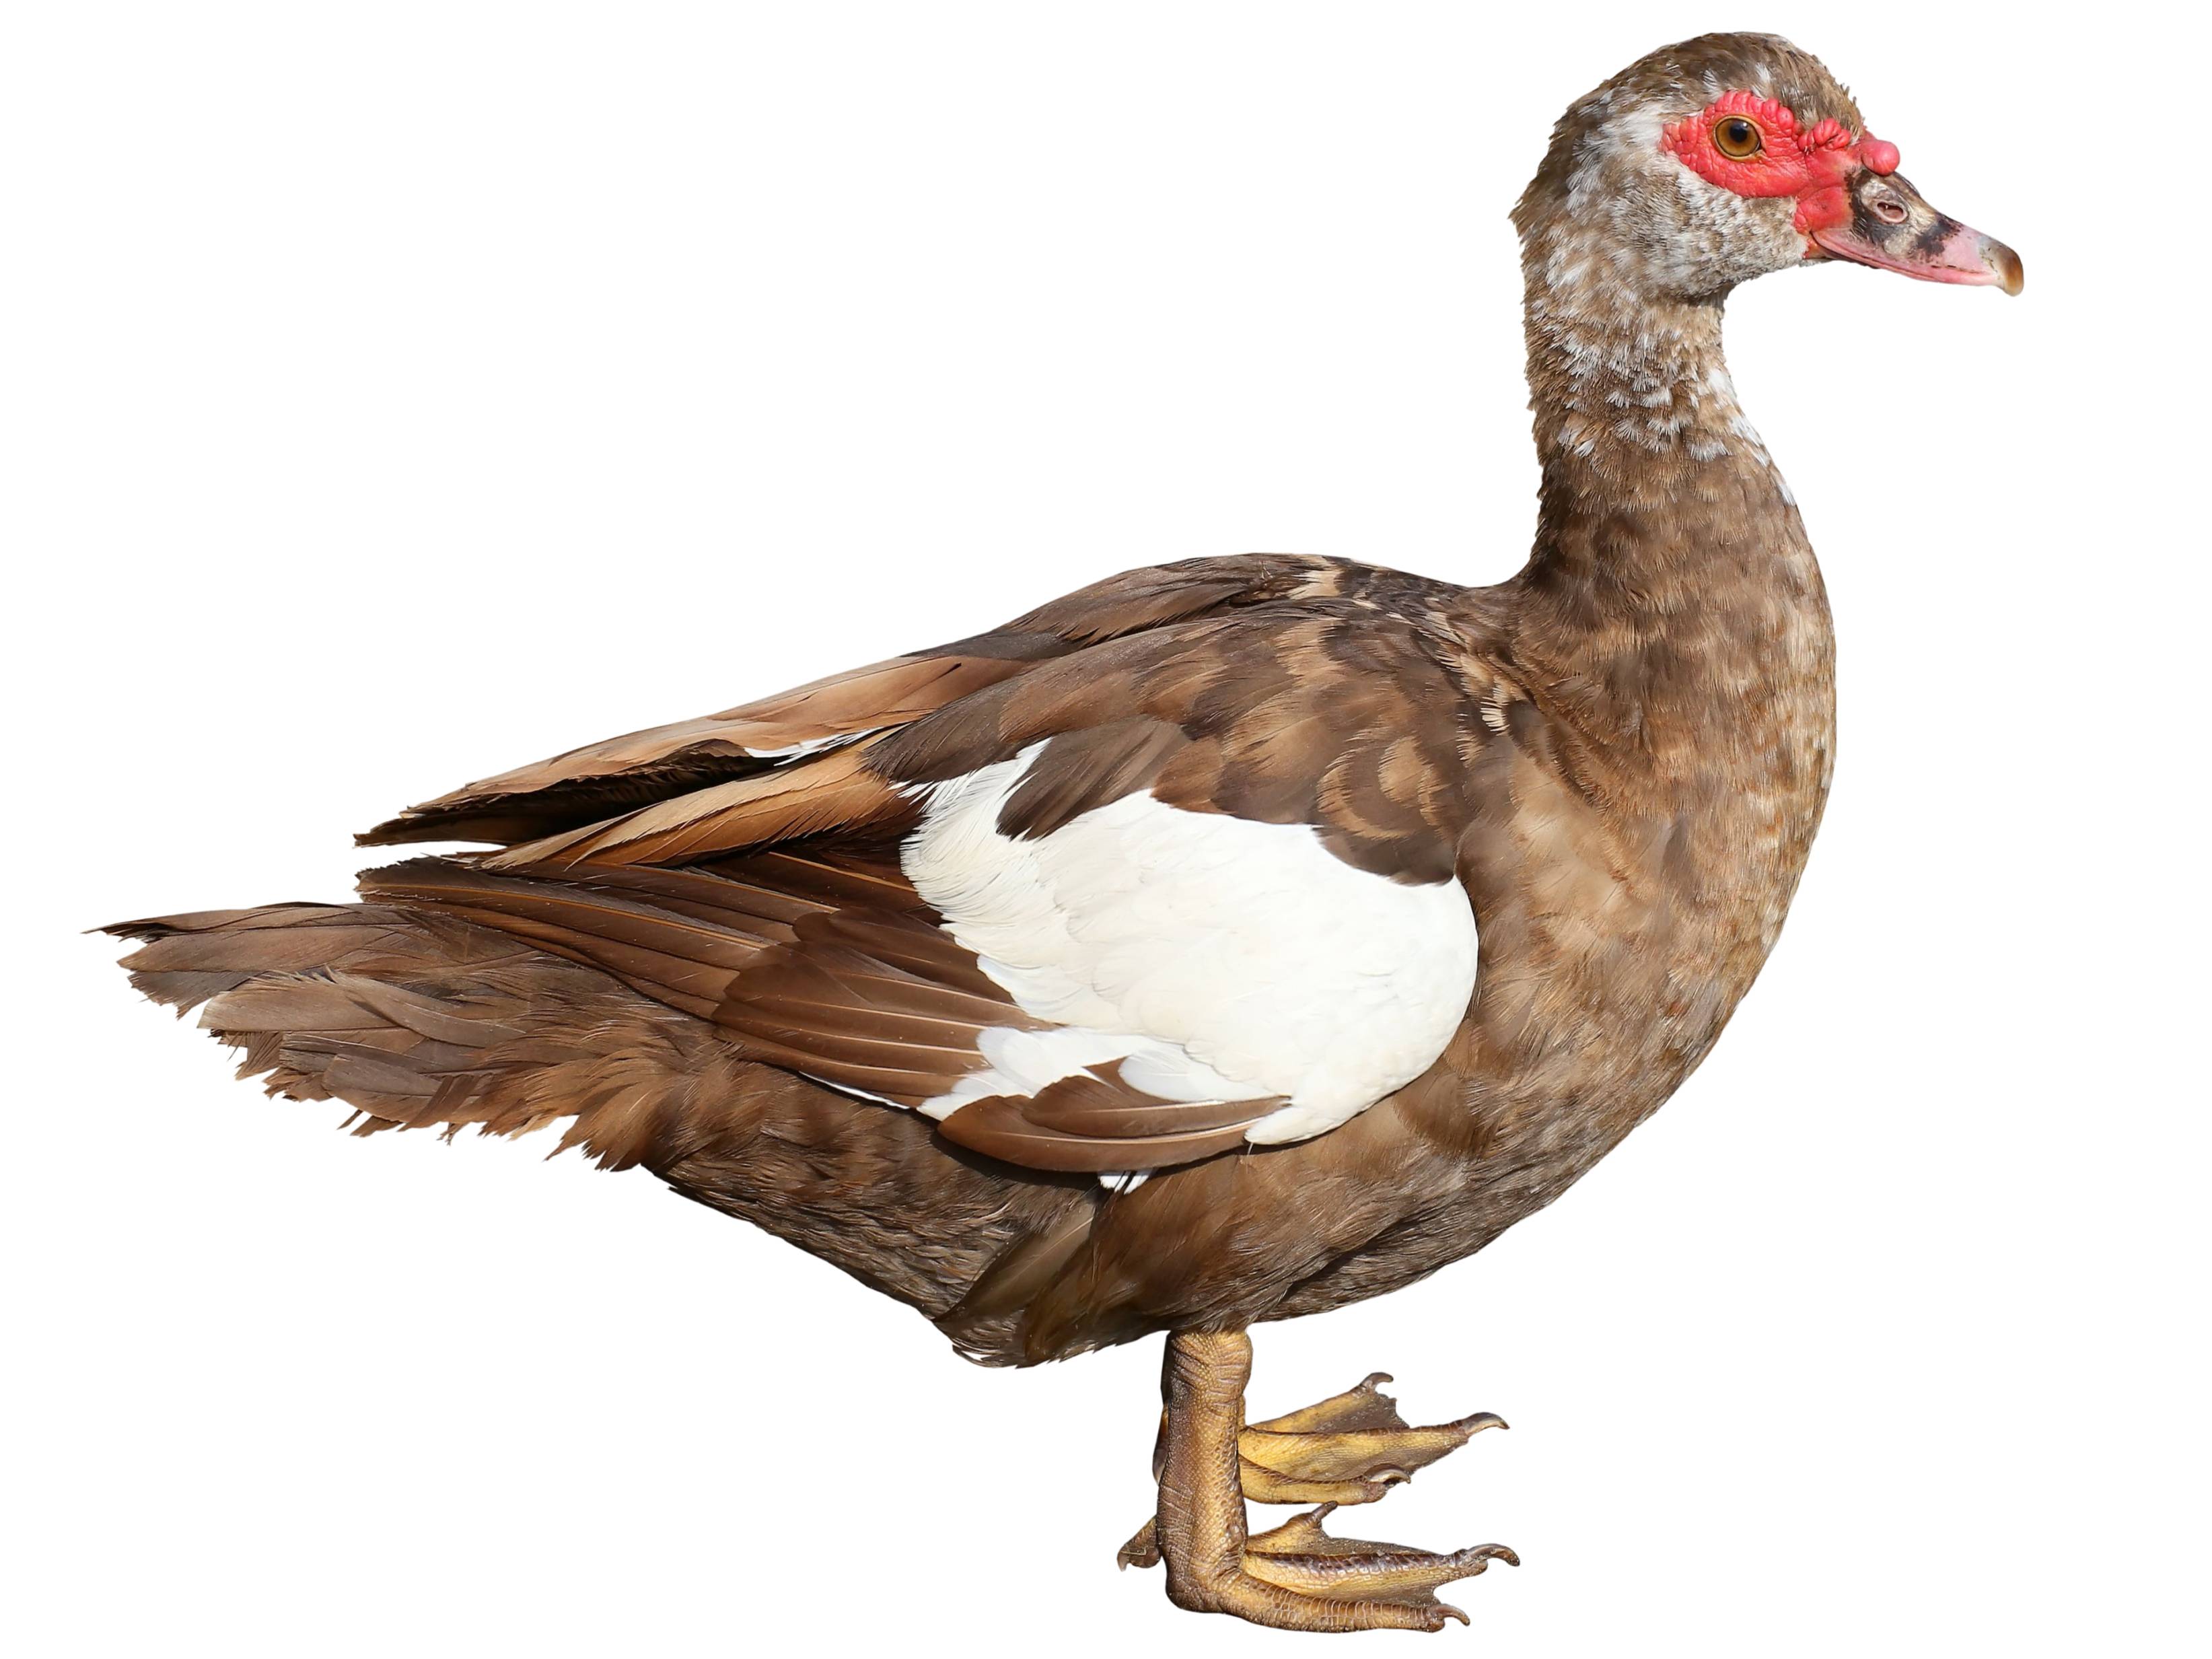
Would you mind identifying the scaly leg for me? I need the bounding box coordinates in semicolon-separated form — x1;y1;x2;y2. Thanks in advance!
1127;1329;1515;1632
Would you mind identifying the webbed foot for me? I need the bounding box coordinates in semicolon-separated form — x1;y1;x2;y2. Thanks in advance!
1121;1331;1515;1631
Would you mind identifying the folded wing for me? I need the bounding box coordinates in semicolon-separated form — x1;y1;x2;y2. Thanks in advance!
358;558;1490;1176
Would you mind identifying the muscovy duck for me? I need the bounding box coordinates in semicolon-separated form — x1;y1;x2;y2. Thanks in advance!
108;32;2020;1633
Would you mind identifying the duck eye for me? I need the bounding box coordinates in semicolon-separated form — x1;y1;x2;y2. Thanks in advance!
1713;117;1763;159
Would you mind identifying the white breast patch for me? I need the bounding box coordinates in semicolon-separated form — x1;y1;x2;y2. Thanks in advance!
899;744;1478;1147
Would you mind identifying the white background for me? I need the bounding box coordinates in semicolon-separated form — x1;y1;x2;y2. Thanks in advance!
5;3;2205;1654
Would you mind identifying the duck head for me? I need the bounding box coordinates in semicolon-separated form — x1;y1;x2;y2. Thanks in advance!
1515;33;2022;305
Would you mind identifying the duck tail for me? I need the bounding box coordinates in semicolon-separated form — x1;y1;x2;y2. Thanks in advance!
101;892;757;1170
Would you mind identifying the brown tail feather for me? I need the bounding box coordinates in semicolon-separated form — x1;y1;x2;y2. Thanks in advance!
104;901;759;1168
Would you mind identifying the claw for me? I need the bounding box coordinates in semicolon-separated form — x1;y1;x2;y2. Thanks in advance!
1116;1519;1160;1571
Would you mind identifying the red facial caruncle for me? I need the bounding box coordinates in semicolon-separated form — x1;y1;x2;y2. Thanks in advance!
1659;90;1899;248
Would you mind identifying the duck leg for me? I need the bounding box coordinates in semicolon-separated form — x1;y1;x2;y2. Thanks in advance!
1125;1329;1515;1632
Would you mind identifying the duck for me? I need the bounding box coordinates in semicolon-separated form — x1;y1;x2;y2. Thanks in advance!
107;32;2020;1634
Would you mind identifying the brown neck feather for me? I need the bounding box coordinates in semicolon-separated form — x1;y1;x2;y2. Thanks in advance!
1502;263;1832;767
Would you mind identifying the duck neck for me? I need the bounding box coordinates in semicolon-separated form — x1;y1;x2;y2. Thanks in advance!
1509;275;1833;763
1522;285;1779;574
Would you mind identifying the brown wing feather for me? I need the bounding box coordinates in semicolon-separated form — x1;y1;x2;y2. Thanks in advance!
1013;1067;1267;1139
357;555;1346;849
357;648;1054;847
448;597;1478;886
480;737;912;872
357;851;1272;1172
994;717;1190;841
935;1089;1261;1172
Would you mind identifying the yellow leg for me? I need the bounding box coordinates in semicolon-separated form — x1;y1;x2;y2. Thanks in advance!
1128;1330;1515;1632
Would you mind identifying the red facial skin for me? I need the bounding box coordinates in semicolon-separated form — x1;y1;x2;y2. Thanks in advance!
1659;90;1898;250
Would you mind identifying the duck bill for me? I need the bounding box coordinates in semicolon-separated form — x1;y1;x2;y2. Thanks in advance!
1808;172;2024;295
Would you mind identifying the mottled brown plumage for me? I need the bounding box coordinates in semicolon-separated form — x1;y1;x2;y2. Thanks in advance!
107;32;2020;1631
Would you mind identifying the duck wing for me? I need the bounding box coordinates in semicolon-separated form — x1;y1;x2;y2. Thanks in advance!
360;573;1493;1176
